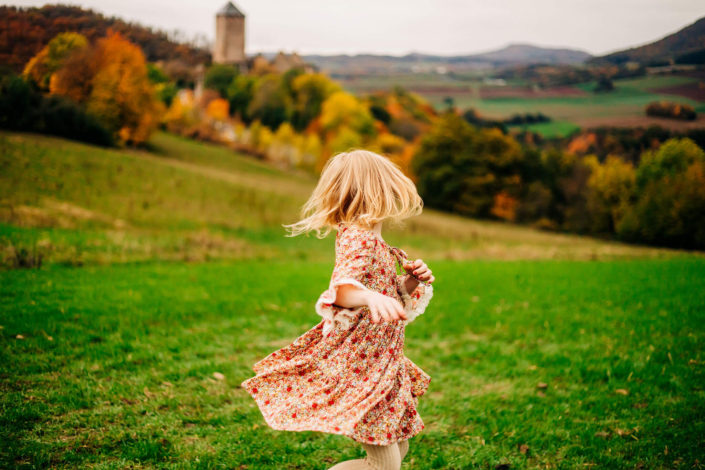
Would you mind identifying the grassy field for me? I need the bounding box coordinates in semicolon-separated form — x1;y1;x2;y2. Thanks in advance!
2;258;704;468
2;131;704;468
1;131;677;269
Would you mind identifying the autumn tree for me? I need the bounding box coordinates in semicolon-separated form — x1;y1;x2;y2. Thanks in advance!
290;73;340;132
618;138;705;248
23;32;88;90
412;112;523;218
247;74;291;130
584;155;636;233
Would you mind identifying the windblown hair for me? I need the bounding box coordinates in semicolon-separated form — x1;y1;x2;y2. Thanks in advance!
284;149;423;238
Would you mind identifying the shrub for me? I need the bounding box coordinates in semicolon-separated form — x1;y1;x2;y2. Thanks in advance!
646;101;696;121
0;75;113;146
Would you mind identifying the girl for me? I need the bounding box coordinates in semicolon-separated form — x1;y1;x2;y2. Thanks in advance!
241;149;435;470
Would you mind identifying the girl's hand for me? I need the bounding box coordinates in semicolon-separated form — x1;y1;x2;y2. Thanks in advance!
364;291;407;323
403;259;435;284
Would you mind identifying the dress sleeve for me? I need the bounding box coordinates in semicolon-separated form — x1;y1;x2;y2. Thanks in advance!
315;230;375;335
396;274;434;324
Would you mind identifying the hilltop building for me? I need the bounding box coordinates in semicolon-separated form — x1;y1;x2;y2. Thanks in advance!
212;2;313;73
213;2;246;66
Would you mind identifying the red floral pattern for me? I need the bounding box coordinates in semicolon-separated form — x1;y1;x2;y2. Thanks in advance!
241;223;433;445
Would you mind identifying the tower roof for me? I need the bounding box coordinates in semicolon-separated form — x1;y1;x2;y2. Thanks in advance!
217;2;245;17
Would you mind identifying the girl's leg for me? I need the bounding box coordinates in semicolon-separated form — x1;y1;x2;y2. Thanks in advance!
327;457;368;470
397;439;409;461
327;443;401;470
361;443;401;470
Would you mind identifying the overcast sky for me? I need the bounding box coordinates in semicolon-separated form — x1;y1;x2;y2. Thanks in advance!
10;0;705;56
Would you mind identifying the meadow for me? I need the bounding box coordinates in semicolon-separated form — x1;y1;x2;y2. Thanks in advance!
1;131;704;469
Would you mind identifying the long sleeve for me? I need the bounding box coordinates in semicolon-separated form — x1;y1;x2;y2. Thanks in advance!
316;230;375;335
395;275;433;324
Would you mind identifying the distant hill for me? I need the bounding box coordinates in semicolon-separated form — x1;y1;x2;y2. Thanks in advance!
462;43;591;65
590;16;705;66
303;44;591;75
0;4;211;73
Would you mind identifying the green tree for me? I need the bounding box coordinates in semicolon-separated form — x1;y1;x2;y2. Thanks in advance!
226;74;256;122
290;73;340;131
204;64;239;98
412;112;523;218
247;74;291;130
618;138;705;248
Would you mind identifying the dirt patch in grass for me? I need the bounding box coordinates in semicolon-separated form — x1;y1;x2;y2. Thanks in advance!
649;82;705;102
479;86;588;99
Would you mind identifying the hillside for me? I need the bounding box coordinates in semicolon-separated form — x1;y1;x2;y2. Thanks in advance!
0;131;680;269
304;44;591;75
462;43;591;65
0;4;210;73
591;16;705;65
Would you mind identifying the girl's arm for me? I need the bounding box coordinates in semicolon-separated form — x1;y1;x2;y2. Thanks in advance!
335;284;407;323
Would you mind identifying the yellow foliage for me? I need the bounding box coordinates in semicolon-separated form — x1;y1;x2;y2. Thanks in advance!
292;73;340;100
297;133;322;169
23;32;88;90
376;133;406;155
328;125;363;154
320;91;375;135
586;154;636;232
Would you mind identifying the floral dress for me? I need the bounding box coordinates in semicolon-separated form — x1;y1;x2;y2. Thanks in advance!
241;223;433;445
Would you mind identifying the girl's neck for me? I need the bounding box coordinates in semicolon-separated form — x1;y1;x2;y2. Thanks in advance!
371;222;383;238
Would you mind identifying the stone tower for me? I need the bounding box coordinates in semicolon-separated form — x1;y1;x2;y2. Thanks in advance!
213;2;245;65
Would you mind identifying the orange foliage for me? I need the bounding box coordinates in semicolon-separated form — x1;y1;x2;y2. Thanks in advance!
567;132;597;155
206;98;229;121
49;46;97;103
490;191;519;221
49;31;162;144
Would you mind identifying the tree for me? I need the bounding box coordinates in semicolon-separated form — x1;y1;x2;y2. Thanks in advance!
86;32;162;144
320;91;375;137
412;112;523;218
618;138;705;249
23;32;88;90
48;32;162;145
584;155;636;233
226;74;256;122
204;64;238;98
290;73;340;132
247;74;291;130
635;138;705;190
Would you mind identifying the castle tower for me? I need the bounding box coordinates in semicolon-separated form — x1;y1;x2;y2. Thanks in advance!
213;2;245;65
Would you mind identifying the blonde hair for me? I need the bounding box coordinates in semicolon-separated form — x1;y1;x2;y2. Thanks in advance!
284;149;423;238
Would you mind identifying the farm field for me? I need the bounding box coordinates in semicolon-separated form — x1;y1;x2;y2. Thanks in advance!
2;130;704;469
342;73;705;137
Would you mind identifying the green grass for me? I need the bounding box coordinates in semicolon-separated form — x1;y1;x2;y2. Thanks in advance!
2;258;703;468
2;130;703;468
1;131;677;269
